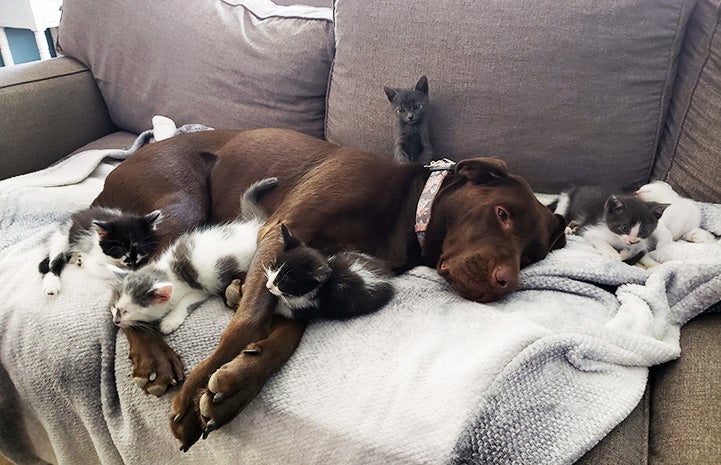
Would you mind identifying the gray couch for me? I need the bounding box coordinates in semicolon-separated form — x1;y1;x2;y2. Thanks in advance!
1;0;720;463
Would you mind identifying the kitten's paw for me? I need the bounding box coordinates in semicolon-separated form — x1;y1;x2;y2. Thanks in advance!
224;278;243;309
618;248;635;261
683;228;716;244
638;258;660;269
69;253;82;267
564;221;581;236
159;316;183;335
42;275;62;296
599;248;622;261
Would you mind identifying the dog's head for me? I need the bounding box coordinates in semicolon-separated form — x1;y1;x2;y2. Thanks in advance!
423;158;566;303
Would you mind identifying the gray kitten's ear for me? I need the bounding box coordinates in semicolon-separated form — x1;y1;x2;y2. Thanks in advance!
415;75;429;94
144;210;163;229
149;282;173;304
650;202;670;219
383;86;398;102
605;195;626;214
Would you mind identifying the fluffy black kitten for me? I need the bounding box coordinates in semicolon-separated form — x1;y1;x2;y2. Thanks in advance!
384;75;434;164
265;224;395;321
39;207;162;295
555;186;668;266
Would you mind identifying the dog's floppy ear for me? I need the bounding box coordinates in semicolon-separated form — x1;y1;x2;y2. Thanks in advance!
549;213;567;251
455;158;509;184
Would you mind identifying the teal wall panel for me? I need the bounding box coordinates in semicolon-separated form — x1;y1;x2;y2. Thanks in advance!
0;28;56;67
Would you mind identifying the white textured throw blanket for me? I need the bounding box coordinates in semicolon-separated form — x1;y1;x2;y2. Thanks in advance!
1;128;720;465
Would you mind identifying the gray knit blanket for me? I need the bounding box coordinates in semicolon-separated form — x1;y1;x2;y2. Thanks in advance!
1;129;720;465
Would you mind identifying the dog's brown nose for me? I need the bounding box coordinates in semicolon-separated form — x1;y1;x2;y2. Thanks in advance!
492;265;517;292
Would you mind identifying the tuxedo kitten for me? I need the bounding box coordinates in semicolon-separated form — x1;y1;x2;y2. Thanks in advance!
109;177;277;334
384;75;434;164
39;207;162;295
556;186;668;266
265;224;395;321
634;181;715;248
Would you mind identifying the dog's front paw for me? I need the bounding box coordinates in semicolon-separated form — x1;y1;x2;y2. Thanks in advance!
171;366;216;451
199;346;268;437
170;389;205;453
127;329;184;397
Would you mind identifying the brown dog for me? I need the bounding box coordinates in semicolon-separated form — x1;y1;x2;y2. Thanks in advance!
93;128;566;450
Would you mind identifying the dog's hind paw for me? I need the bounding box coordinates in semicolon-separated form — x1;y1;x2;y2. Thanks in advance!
127;329;184;397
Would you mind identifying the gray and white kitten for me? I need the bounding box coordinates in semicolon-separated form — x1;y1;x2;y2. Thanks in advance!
265;224;395;321
555;186;668;267
109;177;277;334
39;207;162;295
384;75;434;164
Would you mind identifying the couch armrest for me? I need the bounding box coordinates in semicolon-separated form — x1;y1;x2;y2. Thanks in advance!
0;57;116;180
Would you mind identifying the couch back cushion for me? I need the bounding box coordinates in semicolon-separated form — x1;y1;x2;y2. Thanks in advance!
326;0;695;192
654;0;721;203
58;0;333;138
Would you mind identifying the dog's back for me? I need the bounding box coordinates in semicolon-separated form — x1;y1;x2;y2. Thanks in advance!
93;130;237;250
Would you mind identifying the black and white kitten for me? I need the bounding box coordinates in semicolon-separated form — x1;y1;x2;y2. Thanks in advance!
384;75;434;165
264;224;395;321
109;177;277;334
39;207;162;295
555;186;668;266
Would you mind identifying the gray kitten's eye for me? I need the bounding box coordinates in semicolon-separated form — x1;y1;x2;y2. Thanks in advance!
619;225;629;233
413;104;421;110
398;108;405;113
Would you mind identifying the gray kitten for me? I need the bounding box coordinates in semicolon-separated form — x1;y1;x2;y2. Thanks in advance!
384;75;434;164
555;186;668;266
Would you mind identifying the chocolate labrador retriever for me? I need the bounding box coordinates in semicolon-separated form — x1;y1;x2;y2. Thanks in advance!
93;128;566;450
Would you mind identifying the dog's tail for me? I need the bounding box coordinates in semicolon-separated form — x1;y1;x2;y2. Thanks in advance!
239;177;278;222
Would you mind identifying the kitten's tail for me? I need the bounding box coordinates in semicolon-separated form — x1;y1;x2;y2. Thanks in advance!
239;177;278;222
